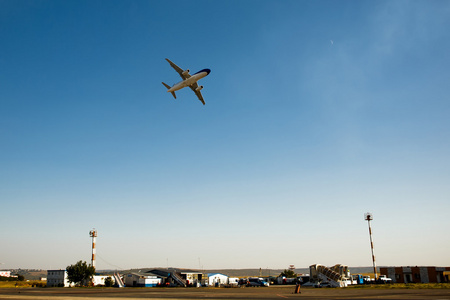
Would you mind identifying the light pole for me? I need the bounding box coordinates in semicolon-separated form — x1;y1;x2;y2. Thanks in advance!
364;212;377;281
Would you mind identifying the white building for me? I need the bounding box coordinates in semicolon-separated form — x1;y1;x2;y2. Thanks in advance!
92;275;114;286
207;273;229;286
0;271;12;277
47;270;74;287
124;273;163;287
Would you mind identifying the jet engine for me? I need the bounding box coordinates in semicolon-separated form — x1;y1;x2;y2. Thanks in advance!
182;69;190;76
195;85;204;92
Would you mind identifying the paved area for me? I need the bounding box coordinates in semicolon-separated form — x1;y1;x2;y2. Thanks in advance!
0;286;450;300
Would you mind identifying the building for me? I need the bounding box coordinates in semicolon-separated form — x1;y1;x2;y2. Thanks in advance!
146;268;204;287
179;269;204;286
124;273;162;287
380;266;450;283
0;271;12;277
47;270;74;287
207;273;229;286
92;275;114;286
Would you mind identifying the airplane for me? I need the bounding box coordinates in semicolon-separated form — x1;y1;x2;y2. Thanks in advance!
162;58;211;105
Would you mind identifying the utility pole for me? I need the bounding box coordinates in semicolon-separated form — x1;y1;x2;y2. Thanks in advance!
364;213;377;281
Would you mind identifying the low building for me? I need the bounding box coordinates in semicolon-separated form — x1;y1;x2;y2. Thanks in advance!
0;271;11;277
207;273;229;286
47;270;74;287
380;266;450;283
179;269;203;286
124;273;163;287
92;275;114;286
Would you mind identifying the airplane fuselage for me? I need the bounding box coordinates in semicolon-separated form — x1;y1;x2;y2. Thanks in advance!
167;69;211;92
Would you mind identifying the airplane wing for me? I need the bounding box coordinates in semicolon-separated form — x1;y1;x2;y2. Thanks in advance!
165;58;190;80
189;82;206;105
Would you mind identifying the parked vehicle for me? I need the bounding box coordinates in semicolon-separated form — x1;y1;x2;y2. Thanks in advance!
247;277;269;287
238;278;248;287
377;275;392;284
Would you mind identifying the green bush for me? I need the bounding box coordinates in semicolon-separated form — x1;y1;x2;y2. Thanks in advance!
104;277;114;287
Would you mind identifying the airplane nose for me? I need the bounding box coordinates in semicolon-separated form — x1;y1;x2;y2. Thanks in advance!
205;69;211;75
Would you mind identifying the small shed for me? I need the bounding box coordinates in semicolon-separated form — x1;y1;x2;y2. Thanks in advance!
207;273;229;286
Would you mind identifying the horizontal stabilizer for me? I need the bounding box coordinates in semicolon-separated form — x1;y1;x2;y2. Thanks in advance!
162;82;176;99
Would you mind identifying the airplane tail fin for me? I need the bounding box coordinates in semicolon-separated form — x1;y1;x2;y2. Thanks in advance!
162;82;176;99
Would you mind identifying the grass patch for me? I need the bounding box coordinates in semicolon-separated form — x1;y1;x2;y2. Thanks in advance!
349;283;450;289
0;281;47;288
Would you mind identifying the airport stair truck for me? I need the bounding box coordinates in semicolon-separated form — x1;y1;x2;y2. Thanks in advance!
309;264;348;287
114;273;125;288
170;272;187;287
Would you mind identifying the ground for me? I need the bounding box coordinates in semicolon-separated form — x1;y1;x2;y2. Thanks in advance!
1;286;450;300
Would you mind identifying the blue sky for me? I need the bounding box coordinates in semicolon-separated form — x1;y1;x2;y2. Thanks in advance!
1;0;449;271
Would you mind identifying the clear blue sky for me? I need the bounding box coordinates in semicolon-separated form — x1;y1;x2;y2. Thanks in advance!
1;0;449;271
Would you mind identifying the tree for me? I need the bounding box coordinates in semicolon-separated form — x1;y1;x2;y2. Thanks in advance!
66;261;95;286
279;269;297;278
104;276;114;287
16;274;25;281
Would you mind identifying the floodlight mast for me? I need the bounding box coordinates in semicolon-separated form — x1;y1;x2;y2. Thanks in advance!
364;212;377;281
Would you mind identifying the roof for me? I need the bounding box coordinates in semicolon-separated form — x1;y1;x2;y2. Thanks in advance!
179;270;203;274
126;272;163;278
145;271;167;278
207;273;228;277
146;269;171;277
146;268;203;276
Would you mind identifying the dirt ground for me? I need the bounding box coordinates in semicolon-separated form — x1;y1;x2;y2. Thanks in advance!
1;286;450;300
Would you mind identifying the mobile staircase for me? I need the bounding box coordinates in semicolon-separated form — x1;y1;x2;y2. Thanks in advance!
114;272;125;288
170;272;187;287
310;264;349;287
